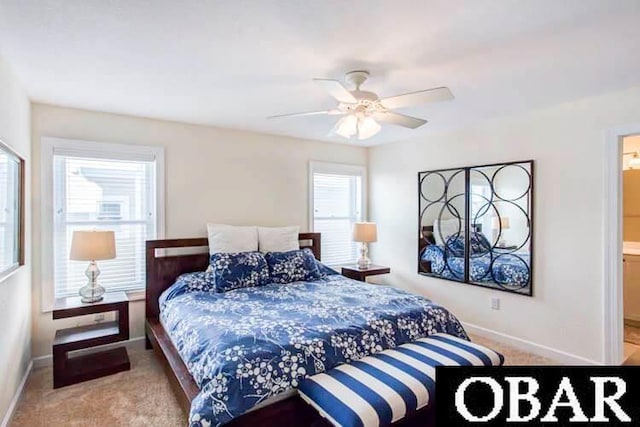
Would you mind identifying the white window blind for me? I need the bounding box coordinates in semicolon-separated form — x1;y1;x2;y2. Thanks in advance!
52;152;157;297
312;166;364;266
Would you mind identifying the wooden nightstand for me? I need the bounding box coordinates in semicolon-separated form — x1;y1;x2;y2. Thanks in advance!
52;291;130;388
341;265;391;282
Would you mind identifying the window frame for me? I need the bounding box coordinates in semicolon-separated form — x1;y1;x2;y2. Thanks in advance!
41;137;165;311
0;138;25;282
308;161;367;266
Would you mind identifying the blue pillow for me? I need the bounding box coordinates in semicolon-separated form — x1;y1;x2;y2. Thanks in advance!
470;233;492;254
209;251;270;292
265;248;322;284
445;232;492;257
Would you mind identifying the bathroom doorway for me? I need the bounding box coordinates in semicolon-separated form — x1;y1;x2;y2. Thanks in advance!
622;135;640;363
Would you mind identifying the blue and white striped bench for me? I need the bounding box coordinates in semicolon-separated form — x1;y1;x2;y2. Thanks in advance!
298;333;504;427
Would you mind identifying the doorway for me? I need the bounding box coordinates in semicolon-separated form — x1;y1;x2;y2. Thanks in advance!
622;135;640;363
603;124;640;365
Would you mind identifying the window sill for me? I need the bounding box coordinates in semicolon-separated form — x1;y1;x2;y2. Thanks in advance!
0;264;24;284
125;289;146;302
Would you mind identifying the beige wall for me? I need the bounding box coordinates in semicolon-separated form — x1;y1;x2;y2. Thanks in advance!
30;103;367;357
369;85;640;364
0;57;31;422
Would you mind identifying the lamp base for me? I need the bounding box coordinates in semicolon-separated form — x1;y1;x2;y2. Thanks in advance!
79;292;104;304
356;242;371;270
78;261;105;304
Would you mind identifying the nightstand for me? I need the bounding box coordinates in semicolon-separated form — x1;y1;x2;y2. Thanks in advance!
52;291;130;388
495;245;518;251
341;265;391;282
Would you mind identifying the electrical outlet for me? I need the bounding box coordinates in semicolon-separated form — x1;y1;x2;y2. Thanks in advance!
491;297;500;310
94;313;105;323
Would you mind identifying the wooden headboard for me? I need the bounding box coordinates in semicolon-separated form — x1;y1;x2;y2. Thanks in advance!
145;233;321;319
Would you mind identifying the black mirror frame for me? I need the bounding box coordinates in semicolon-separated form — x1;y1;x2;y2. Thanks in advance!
418;160;534;296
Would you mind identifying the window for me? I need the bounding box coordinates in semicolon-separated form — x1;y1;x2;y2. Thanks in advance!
42;138;164;306
471;182;492;233
310;162;366;266
0;139;24;279
97;201;123;220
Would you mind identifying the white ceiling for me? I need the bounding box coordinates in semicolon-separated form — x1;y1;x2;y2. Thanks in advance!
1;0;640;146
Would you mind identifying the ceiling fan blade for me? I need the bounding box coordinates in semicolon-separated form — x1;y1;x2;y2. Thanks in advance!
268;109;343;119
373;111;427;129
380;87;453;109
313;79;357;103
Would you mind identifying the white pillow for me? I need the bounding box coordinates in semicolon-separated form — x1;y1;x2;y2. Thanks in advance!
258;226;300;253
206;223;258;255
433;218;462;245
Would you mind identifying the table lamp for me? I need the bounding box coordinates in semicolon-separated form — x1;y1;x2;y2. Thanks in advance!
491;216;510;247
70;230;116;303
353;222;377;269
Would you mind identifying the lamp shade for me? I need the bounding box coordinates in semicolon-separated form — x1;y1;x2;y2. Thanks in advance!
353;222;378;243
491;217;511;230
70;230;116;261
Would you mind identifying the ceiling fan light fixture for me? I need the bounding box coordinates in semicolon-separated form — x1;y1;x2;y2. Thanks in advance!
357;116;381;140
335;114;358;138
269;70;453;140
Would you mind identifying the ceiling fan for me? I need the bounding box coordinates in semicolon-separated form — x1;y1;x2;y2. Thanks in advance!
268;70;454;140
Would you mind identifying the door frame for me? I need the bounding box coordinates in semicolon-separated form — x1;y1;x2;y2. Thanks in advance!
603;123;640;364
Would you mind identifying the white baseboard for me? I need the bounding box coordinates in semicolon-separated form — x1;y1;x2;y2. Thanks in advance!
1;360;33;427
625;314;640;324
463;322;601;366
32;336;146;369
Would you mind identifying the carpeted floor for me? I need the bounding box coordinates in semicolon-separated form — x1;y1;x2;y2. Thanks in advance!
9;334;555;426
10;346;186;427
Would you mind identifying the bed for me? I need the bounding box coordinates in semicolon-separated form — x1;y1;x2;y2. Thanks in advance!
419;226;531;289
146;234;468;427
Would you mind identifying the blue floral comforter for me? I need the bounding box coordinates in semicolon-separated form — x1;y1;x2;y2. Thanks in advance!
159;271;467;426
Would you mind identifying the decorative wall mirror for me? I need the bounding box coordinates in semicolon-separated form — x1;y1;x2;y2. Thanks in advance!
0;139;25;280
418;160;533;296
